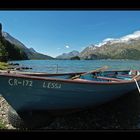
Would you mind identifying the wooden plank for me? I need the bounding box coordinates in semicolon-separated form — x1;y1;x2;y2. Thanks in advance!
97;76;126;82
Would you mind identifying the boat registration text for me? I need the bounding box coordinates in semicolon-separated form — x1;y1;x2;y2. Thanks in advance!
8;78;62;89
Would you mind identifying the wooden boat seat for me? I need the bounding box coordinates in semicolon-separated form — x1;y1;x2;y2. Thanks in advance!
97;76;126;82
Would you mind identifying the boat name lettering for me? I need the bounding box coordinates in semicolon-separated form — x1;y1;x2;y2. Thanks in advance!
8;78;33;87
43;82;61;89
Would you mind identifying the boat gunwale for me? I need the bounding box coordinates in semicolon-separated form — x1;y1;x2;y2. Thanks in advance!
0;70;139;85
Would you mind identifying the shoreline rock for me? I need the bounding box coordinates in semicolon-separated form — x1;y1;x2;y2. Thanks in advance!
14;66;32;71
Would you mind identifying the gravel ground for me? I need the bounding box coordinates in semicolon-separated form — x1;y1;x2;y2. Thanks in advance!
1;90;140;131
0;95;15;130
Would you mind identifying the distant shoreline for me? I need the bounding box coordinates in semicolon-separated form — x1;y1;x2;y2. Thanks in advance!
9;58;140;61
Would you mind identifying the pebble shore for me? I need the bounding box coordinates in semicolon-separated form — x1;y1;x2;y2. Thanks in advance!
1;90;140;130
0;95;15;129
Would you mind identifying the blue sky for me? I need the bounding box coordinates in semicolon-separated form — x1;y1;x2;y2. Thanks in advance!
0;11;140;57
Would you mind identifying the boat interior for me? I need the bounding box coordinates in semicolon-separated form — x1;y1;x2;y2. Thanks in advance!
71;70;135;82
1;69;139;83
38;70;140;82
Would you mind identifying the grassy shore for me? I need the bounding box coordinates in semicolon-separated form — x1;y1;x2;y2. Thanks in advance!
0;120;6;129
0;62;9;70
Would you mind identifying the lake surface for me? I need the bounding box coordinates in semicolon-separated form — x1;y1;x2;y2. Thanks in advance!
10;59;140;73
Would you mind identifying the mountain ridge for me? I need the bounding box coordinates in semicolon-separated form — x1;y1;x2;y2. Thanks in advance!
2;23;140;60
79;30;140;60
56;50;80;59
2;32;54;60
56;30;140;60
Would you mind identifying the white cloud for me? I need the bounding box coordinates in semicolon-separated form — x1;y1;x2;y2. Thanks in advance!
96;38;116;47
96;30;140;47
120;31;140;42
65;45;70;49
103;38;115;42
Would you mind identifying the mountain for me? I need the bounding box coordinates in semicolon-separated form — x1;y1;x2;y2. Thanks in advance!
2;32;27;49
2;32;54;60
0;30;29;62
79;31;140;60
29;48;37;53
56;50;80;59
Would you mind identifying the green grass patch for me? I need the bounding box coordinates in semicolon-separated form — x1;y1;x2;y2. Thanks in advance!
0;120;6;129
0;62;9;70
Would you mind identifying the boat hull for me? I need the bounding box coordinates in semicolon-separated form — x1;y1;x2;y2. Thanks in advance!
0;73;138;112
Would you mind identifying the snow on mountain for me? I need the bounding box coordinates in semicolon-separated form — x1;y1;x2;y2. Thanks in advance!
96;30;140;47
79;30;140;59
96;38;115;47
120;31;140;42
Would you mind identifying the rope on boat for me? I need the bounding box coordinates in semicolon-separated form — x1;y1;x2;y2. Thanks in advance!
134;78;140;94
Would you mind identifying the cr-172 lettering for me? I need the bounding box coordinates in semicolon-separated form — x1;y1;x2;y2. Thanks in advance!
8;78;33;87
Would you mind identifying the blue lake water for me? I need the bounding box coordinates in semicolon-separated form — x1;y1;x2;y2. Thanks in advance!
10;59;140;73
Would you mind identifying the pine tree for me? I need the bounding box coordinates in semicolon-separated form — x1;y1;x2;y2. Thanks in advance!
0;23;2;38
0;41;8;62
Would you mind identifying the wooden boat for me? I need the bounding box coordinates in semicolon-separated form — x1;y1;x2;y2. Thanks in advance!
1;67;140;128
0;67;140;113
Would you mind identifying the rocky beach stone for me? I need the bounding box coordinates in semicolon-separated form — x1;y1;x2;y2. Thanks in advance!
0;95;15;129
1;90;140;130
